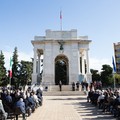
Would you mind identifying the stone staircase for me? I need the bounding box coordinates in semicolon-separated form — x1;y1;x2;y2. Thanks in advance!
32;84;86;96
43;90;86;96
42;85;82;91
48;85;73;91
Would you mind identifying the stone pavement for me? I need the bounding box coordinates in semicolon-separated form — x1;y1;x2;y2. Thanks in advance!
19;95;116;120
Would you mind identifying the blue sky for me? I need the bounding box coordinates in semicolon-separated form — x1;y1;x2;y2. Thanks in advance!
0;0;120;71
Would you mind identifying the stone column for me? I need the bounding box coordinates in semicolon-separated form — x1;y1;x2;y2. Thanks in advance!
32;48;37;84
37;53;41;84
70;48;80;84
33;48;37;73
79;52;85;83
85;49;92;84
78;52;81;74
86;49;89;73
38;53;40;74
82;55;85;74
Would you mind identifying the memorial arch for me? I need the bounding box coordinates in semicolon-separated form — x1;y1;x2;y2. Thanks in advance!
31;29;92;89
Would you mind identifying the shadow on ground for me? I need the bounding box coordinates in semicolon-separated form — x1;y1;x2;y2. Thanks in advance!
47;96;118;120
74;100;117;120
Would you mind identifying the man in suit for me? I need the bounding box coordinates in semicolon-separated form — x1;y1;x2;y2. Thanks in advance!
59;80;62;91
15;98;26;120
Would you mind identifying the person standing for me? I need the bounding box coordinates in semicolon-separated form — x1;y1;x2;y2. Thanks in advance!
59;80;62;91
72;82;75;91
76;81;80;91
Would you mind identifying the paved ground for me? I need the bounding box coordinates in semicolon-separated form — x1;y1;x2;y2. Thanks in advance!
18;95;117;120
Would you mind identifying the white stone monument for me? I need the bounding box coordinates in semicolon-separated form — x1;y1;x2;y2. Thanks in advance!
31;29;92;90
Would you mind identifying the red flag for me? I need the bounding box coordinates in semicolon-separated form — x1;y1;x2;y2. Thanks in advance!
9;70;12;78
60;11;62;19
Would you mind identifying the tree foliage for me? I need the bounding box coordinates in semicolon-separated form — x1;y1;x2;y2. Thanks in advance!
100;64;113;86
11;47;19;87
0;51;8;85
90;64;114;86
114;73;120;85
90;69;100;82
0;47;33;87
18;60;33;86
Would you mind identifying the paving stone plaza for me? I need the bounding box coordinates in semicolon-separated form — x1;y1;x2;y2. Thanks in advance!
18;93;116;120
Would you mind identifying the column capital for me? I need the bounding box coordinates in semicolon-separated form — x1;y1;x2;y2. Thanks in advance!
79;51;84;57
37;49;43;56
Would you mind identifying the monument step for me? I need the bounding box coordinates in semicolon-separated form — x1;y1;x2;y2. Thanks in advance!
43;91;86;96
43;85;82;91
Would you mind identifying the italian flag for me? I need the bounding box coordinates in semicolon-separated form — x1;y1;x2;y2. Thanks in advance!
9;57;12;78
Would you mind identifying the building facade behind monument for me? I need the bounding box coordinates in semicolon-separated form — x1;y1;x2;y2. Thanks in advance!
31;29;92;88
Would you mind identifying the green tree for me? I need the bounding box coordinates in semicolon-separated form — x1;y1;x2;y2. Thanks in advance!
18;60;33;86
12;47;19;87
100;64;113;86
114;73;120;85
0;51;8;85
90;69;100;82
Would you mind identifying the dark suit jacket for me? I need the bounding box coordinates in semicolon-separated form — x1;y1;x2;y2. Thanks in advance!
15;99;25;114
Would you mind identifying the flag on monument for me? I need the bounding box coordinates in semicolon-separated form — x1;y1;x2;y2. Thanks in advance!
60;11;62;19
112;56;116;73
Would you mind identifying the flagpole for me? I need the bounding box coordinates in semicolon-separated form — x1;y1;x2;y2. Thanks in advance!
9;73;11;86
113;72;116;90
9;57;12;86
60;10;62;31
61;17;62;31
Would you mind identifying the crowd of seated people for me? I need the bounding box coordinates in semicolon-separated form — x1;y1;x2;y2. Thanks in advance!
87;87;120;118
0;86;43;120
